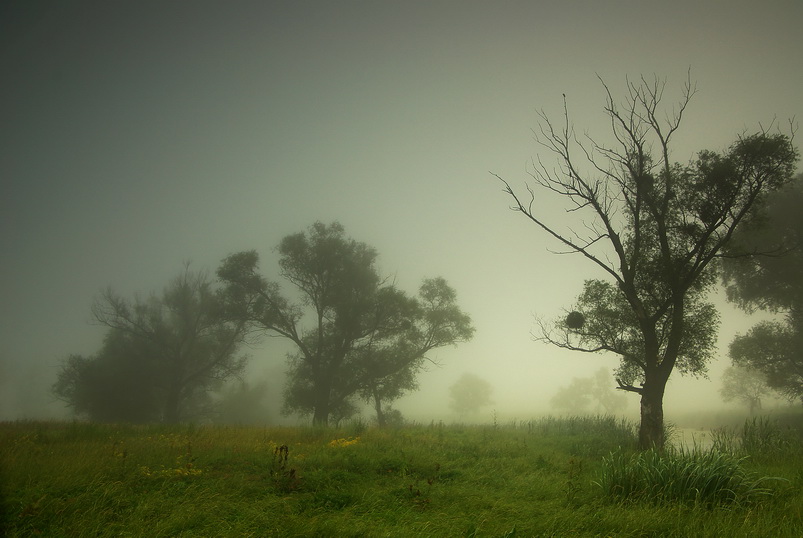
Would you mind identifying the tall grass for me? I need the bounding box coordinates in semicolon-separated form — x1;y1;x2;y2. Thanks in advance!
515;414;637;457
597;447;779;507
519;414;636;438
599;416;802;508
710;416;803;459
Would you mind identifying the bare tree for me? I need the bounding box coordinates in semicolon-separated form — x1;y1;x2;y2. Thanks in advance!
494;74;798;449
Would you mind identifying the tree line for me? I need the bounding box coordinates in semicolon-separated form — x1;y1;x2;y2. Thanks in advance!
53;222;474;426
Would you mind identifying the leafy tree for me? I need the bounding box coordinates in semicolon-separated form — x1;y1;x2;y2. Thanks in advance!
449;373;493;417
376;407;406;427
54;265;250;423
217;222;474;426
494;75;798;448
213;380;274;425
729;321;803;404
722;173;803;311
589;367;628;414
550;377;593;414
719;365;773;415
359;355;418;427
356;277;473;426
722;174;803;404
551;368;628;415
53;330;163;422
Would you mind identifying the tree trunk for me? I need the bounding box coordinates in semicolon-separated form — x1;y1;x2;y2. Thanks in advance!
373;388;386;428
163;382;182;424
312;407;329;426
312;377;331;426
638;379;666;450
749;397;761;416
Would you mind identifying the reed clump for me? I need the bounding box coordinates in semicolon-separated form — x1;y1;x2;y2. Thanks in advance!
597;446;780;507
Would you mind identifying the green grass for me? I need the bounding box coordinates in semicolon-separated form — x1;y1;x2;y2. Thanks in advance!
709;416;803;460
597;447;779;507
1;416;801;537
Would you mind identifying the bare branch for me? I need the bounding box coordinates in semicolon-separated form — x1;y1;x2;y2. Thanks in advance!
616;378;643;394
492;173;622;281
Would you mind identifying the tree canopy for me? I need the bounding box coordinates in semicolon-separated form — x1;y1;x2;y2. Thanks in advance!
495;75;798;448
729;320;803;404
722;173;803;313
53;265;249;423
449;373;493;417
217;222;474;425
53;330;163;422
722;174;803;404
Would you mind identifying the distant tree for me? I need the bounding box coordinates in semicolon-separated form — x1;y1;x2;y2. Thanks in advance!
722;174;803;404
494;74;798;449
550;377;593;414
550;368;628;415
217;222;474;426
719;365;773;415
53;330;163;422
729;322;803;404
53;265;250;423
214;380;273;425
449;373;493;418
722;173;803;312
377;407;405;427
590;368;628;414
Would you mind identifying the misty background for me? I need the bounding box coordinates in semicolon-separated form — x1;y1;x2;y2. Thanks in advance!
2;1;801;424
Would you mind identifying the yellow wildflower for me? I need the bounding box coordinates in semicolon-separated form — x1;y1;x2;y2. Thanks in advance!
328;436;360;448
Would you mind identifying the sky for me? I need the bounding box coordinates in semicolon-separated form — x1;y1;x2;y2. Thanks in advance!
1;0;801;424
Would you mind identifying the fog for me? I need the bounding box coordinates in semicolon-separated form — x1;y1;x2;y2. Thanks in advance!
2;1;801;426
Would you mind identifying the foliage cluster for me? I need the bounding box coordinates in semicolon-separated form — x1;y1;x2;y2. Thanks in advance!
2;418;801;537
722;173;803;404
52;266;250;423
448;373;493;417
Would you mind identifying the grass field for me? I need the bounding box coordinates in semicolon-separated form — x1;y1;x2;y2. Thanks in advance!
1;416;801;537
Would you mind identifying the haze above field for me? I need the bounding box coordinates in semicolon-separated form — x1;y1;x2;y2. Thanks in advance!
2;1;801;423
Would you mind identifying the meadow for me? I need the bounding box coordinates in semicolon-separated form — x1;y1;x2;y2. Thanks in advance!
1;416;802;537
